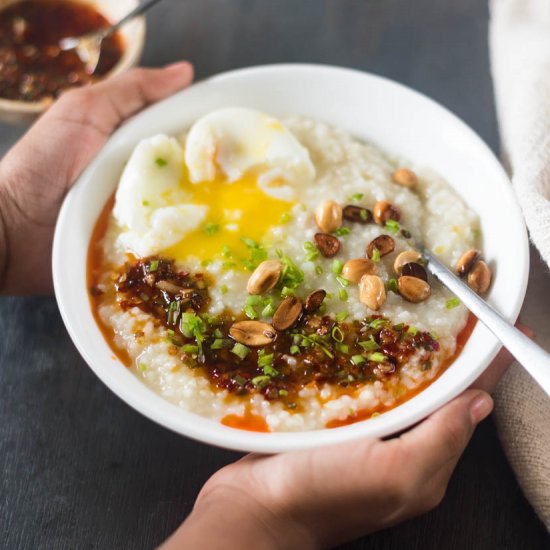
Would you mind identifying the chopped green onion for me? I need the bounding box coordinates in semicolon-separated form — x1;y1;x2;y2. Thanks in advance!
210;338;226;350
386;278;399;293
138;363;147;372
213;328;223;338
336;311;349;323
201;259;212;267
155;157;167;167
261;303;276;317
338;288;348;301
333;226;350;237
303;241;319;262
221;245;232;258
349;192;364;202
220;284;228;295
276;251;305;290
246;295;263;307
331;259;344;274
335;275;350;288
385;220;400;234
430;331;439;340
336;343;349;354
351;355;366;365
371;247;381;263
182;344;199;354
368;318;387;329
252;375;270;387
360;209;369;221
149;260;159;272
231;342;250;360
241;237;259;248
278;389;289;397
331;326;345;343
233;375;247;386
358;336;379;351
281;286;295;297
446;297;461;310
142;200;150;207
407;325;418;336
280;212;291;224
203;223;220;236
244;305;258;319
290;345;300;355
368;352;387;363
315;265;324;276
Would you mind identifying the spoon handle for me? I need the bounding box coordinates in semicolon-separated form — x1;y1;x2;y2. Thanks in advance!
105;0;166;36
423;249;550;395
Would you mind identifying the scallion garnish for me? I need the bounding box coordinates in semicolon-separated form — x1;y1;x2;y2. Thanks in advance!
280;212;291;224
358;336;379;351
155;158;168;167
385;220;400;234
331;326;344;343
333;226;350;237
220;284;228;295
446;297;461;310
331;259;344;274
315;265;324;276
371;247;381;263
349;193;364;202
149;260;159;272
386;278;399;293
351;355;366;365
339;288;348;301
252;375;270;387
210;338;226;350
336;311;349;323
335;275;350;288
182;344;199;354
290;345;300;355
407;325;418;336
368;352;387;363
231;342;250;360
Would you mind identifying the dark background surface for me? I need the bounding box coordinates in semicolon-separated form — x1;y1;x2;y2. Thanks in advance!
1;1;549;548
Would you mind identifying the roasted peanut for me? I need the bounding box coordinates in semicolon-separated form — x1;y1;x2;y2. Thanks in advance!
398;276;431;303
314;199;343;233
342;258;378;284
401;262;428;282
366;235;395;259
467;260;491;293
314;232;341;257
246;259;283;295
393;250;422;275
392;168;418;188
373;200;401;225
456;249;481;277
343;205;372;224
304;289;327;313
272;296;303;331
359;274;387;310
229;321;277;346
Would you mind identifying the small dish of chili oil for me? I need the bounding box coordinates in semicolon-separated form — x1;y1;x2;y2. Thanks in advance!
0;0;125;102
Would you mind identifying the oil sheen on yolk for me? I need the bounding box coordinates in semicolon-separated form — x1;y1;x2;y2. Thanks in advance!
163;172;293;264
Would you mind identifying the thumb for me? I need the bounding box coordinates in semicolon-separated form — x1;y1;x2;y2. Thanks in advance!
398;389;493;477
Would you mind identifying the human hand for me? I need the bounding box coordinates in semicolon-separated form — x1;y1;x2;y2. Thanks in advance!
163;329;530;550
0;62;194;295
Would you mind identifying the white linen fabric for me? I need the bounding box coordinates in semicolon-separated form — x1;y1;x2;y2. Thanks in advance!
489;0;550;531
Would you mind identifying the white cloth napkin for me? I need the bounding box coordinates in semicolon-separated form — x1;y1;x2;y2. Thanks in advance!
489;0;550;531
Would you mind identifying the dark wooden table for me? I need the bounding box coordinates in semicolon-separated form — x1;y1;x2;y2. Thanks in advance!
1;1;549;548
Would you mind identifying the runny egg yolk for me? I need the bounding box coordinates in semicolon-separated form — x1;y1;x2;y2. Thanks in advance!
162;171;293;265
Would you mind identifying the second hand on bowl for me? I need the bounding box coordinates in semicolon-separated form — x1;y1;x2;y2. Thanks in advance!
422;247;550;396
59;0;165;74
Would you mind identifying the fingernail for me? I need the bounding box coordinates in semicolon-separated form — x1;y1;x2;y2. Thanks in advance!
469;392;493;424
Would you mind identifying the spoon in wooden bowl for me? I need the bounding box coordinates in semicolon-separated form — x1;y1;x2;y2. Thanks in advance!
422;247;550;396
59;0;165;74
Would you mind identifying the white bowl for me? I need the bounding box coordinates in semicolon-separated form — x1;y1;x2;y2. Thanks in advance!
53;64;529;453
0;0;145;125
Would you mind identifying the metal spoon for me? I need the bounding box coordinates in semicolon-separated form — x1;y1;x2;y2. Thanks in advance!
59;0;165;74
422;247;550;395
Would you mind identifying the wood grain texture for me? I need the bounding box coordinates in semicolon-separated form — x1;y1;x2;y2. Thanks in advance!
0;1;548;548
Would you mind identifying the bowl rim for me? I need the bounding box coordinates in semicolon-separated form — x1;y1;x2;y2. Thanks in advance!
52;63;529;453
0;0;146;114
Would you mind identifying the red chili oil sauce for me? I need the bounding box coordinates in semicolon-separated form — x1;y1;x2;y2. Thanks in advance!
0;0;124;102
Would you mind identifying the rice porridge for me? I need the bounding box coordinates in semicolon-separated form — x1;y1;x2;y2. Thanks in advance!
88;108;489;432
